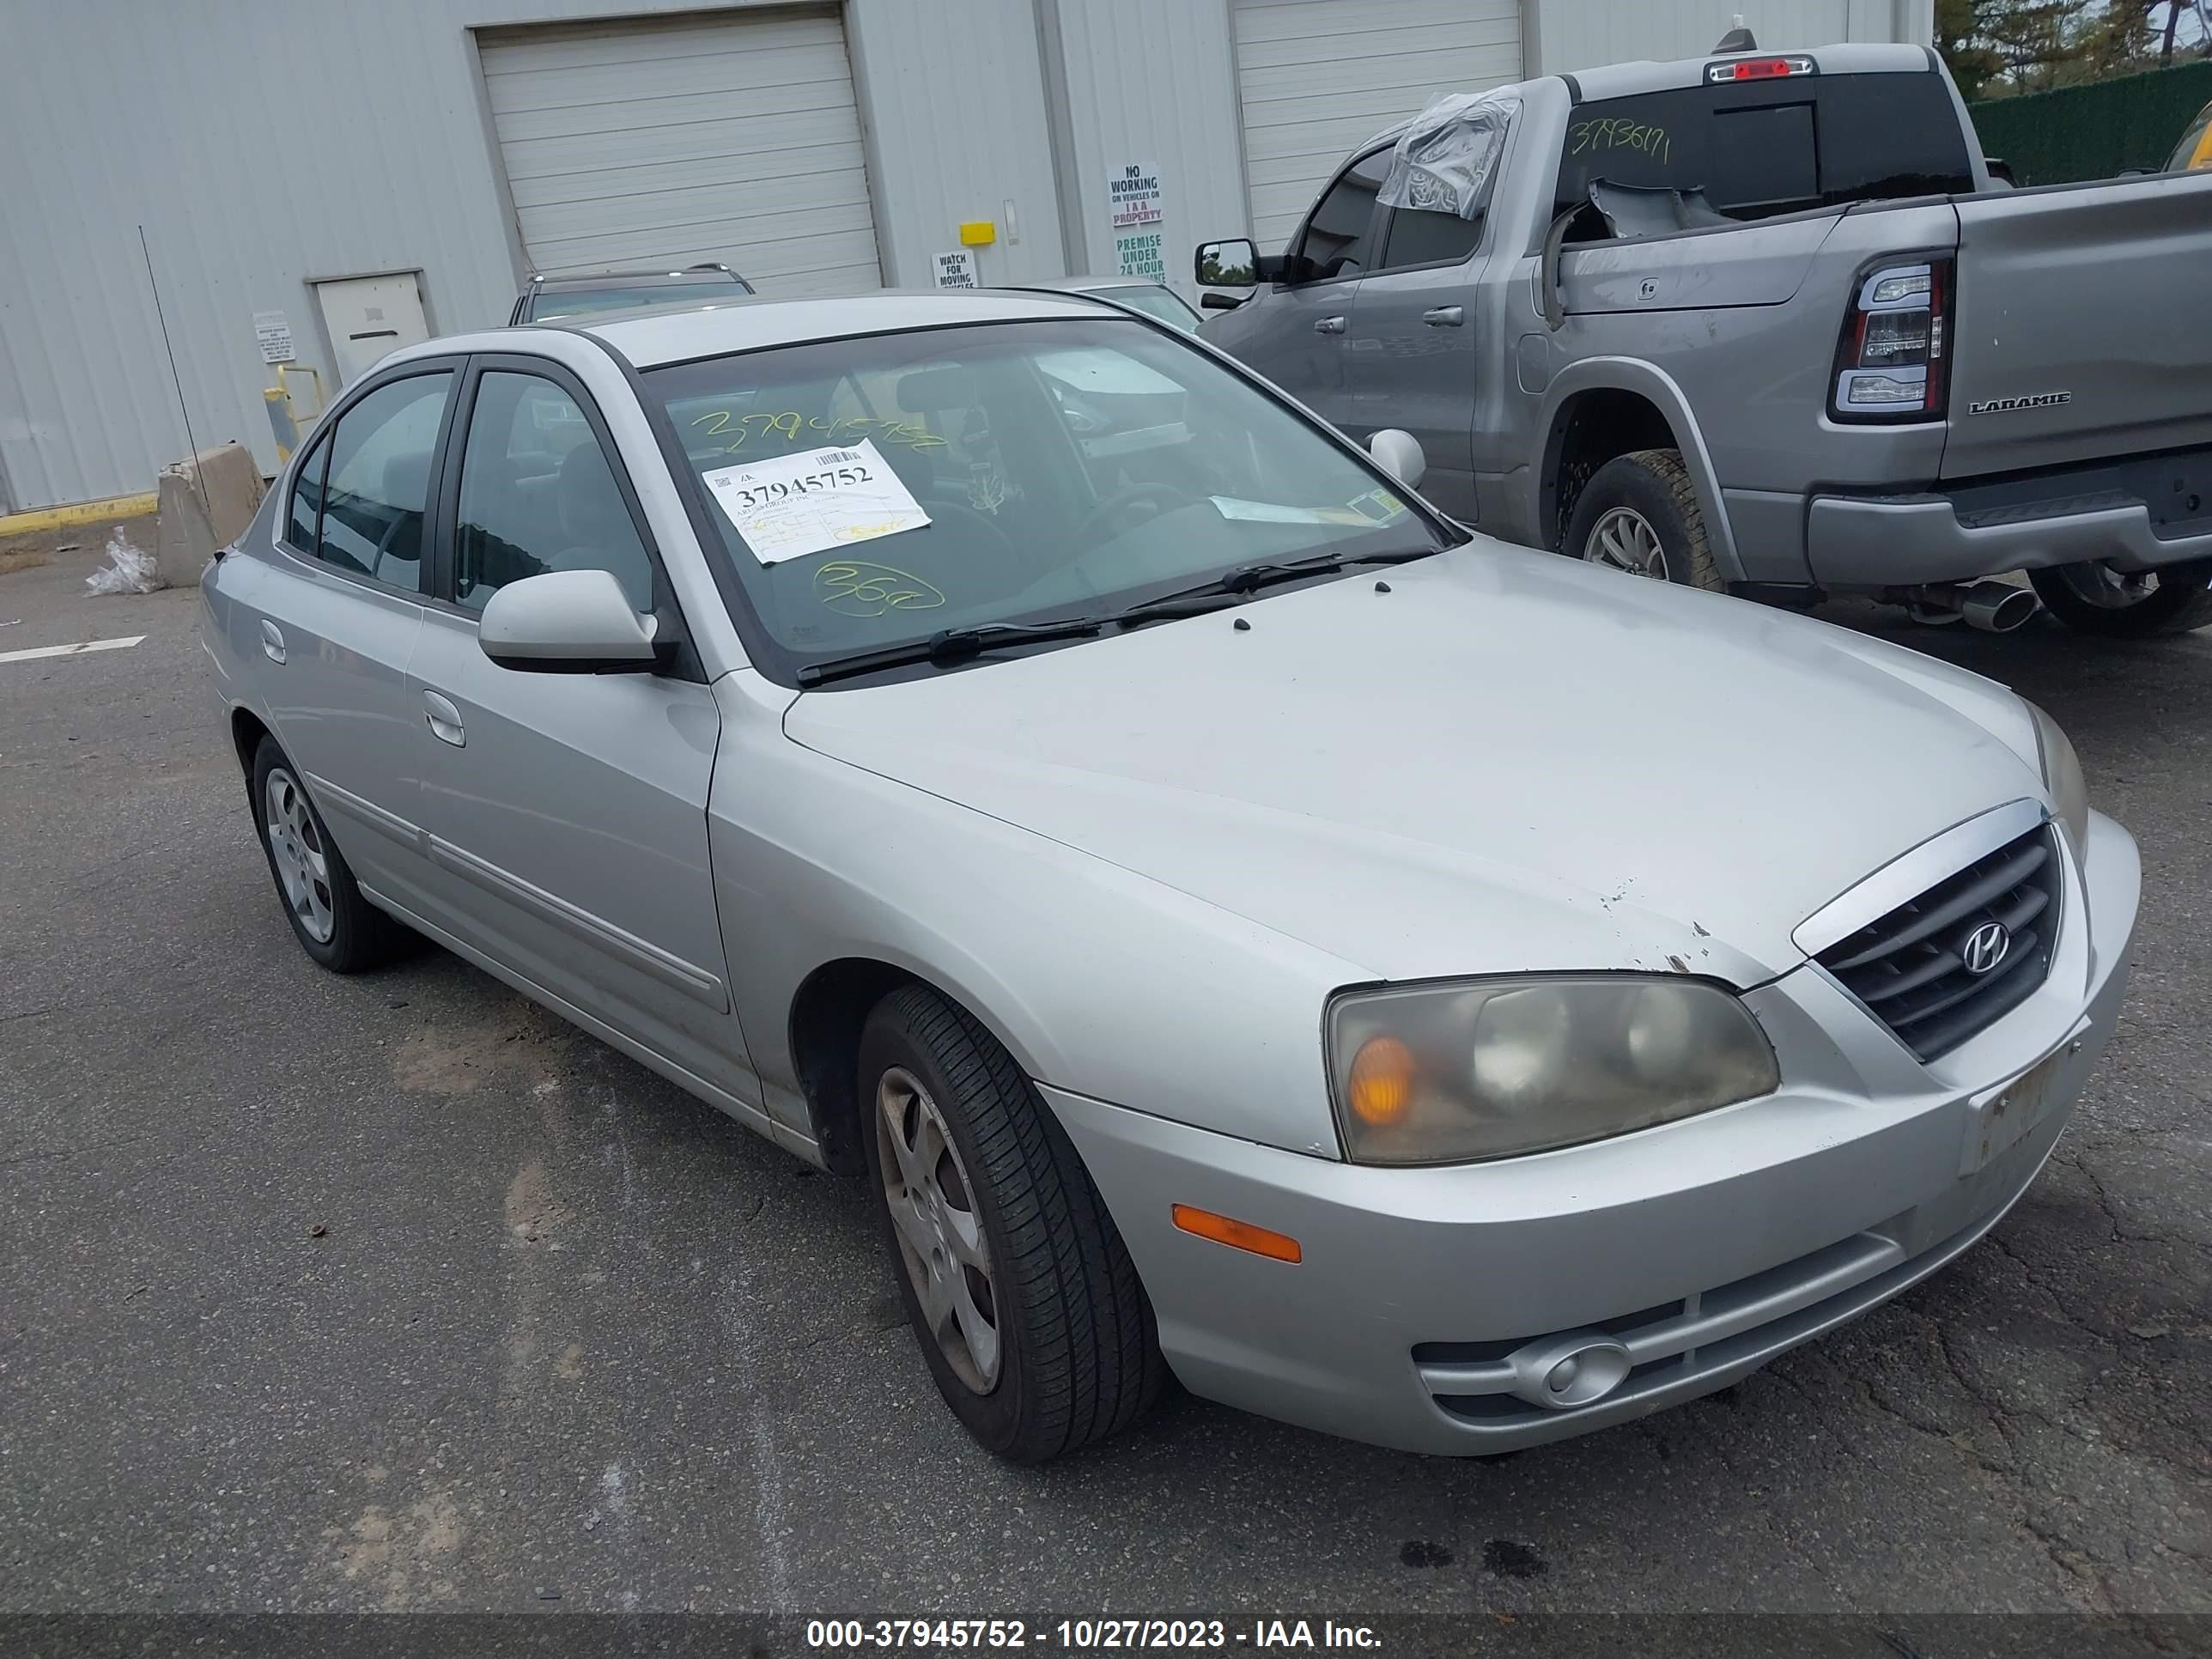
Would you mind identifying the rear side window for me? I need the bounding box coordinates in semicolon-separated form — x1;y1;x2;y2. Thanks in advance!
1292;150;1389;277
286;434;329;551
1555;71;1974;225
315;373;455;592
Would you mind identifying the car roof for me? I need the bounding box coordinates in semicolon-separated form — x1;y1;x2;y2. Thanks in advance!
1013;274;1161;293
1562;40;1932;101
530;267;746;292
575;287;1134;366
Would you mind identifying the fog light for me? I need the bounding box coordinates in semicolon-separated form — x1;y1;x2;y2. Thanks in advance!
1508;1332;1635;1410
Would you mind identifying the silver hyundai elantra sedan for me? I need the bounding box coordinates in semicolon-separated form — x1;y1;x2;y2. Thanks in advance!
200;289;2138;1462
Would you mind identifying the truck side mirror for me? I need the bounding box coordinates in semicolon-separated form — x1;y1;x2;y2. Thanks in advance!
1195;238;1258;288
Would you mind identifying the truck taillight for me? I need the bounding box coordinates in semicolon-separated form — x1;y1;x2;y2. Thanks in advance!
1832;258;1953;422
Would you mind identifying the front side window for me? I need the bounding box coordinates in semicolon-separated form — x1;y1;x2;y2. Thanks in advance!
315;372;454;592
1292;150;1389;277
1376;204;1486;271
645;318;1450;683
453;372;655;613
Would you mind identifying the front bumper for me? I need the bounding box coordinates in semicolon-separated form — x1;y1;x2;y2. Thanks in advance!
1045;811;2140;1455
1807;490;2212;584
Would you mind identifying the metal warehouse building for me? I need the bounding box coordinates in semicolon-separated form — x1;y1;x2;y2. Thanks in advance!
0;0;1933;512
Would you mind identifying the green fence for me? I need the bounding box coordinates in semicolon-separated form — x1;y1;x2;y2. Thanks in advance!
1969;61;2212;185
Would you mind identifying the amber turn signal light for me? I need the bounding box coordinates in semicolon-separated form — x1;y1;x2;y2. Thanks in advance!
1347;1034;1416;1125
1171;1204;1303;1263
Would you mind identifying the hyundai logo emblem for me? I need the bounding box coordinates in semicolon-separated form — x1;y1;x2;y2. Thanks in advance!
1961;920;2011;976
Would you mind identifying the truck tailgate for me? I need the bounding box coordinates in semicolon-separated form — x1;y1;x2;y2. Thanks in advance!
1945;172;2212;479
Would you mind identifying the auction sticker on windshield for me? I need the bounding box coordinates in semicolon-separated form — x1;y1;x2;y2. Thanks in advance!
702;439;932;565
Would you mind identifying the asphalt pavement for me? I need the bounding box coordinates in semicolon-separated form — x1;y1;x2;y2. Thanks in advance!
2;528;2206;1631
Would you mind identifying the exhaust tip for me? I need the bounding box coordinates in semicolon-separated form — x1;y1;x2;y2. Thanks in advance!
1960;580;2039;633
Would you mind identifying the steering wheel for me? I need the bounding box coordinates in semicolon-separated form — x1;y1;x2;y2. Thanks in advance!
914;495;1024;586
369;508;421;587
1072;481;1200;550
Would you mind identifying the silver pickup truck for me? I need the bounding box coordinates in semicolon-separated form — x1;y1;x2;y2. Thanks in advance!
1196;39;2212;638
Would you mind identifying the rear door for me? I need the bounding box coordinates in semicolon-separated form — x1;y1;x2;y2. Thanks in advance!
1213;148;1389;431
251;364;460;911
404;355;738;1082
1944;172;2212;478
1345;200;1487;518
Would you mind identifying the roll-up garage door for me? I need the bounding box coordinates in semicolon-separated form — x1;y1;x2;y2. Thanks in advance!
479;7;883;294
1233;0;1522;252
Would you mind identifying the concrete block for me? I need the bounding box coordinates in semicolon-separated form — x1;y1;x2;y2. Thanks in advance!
155;441;264;587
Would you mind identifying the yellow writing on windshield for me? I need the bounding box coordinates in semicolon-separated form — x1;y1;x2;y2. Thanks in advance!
690;410;946;454
814;559;947;617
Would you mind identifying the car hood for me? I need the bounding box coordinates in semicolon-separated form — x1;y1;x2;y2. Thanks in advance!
783;544;2044;986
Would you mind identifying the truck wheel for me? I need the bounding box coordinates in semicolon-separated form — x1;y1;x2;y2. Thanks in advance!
858;983;1164;1462
1564;451;1725;592
2027;559;2212;637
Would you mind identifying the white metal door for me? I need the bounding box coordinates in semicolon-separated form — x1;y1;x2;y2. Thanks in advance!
313;273;431;387
1233;0;1522;253
479;6;883;295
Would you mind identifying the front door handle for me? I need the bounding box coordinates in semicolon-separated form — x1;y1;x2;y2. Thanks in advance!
422;690;466;748
259;619;286;665
1314;315;1346;335
1423;306;1464;327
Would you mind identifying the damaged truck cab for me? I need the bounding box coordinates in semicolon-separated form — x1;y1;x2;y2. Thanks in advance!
1198;40;2212;638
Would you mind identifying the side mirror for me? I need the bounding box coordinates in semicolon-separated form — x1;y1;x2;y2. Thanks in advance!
1195;237;1258;289
1368;429;1426;491
1200;292;1247;311
479;568;659;673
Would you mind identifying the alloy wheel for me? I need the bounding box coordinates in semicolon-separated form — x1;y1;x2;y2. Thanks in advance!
877;1065;1001;1393
1584;507;1670;580
264;768;335;944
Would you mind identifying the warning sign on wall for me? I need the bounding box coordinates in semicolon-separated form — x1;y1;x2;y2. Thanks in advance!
1108;161;1163;229
932;249;978;289
1114;230;1166;283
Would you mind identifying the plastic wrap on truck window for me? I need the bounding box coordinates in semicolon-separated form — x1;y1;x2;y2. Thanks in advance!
1376;92;1520;222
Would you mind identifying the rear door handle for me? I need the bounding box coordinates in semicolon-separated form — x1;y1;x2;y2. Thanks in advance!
422;690;466;748
1423;306;1464;327
1314;315;1346;334
259;619;286;665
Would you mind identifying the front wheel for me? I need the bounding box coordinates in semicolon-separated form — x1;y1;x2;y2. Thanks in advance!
2027;559;2212;637
858;984;1164;1462
1562;449;1726;592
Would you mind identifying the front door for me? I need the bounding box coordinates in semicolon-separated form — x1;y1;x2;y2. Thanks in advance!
1210;147;1389;432
1346;201;1487;520
405;359;738;1085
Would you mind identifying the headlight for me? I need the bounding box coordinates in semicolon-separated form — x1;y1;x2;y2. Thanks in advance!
2024;699;2088;849
1326;976;1779;1164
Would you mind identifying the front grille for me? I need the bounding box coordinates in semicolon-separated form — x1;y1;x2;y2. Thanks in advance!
1815;824;2059;1060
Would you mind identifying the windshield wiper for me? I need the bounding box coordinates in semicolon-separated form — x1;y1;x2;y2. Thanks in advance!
1109;546;1437;625
794;618;1104;686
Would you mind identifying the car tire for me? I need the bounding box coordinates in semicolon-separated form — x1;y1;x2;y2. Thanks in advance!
1565;450;1726;592
2027;558;2212;637
857;982;1164;1462
249;737;412;974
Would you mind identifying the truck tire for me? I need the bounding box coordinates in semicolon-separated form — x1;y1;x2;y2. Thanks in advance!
858;982;1164;1462
2027;559;2212;637
1564;450;1726;592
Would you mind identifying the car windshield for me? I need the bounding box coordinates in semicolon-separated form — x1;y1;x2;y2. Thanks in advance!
1093;285;1201;331
644;317;1447;682
535;280;742;320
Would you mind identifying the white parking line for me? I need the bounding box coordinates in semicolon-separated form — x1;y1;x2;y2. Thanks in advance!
0;634;147;665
